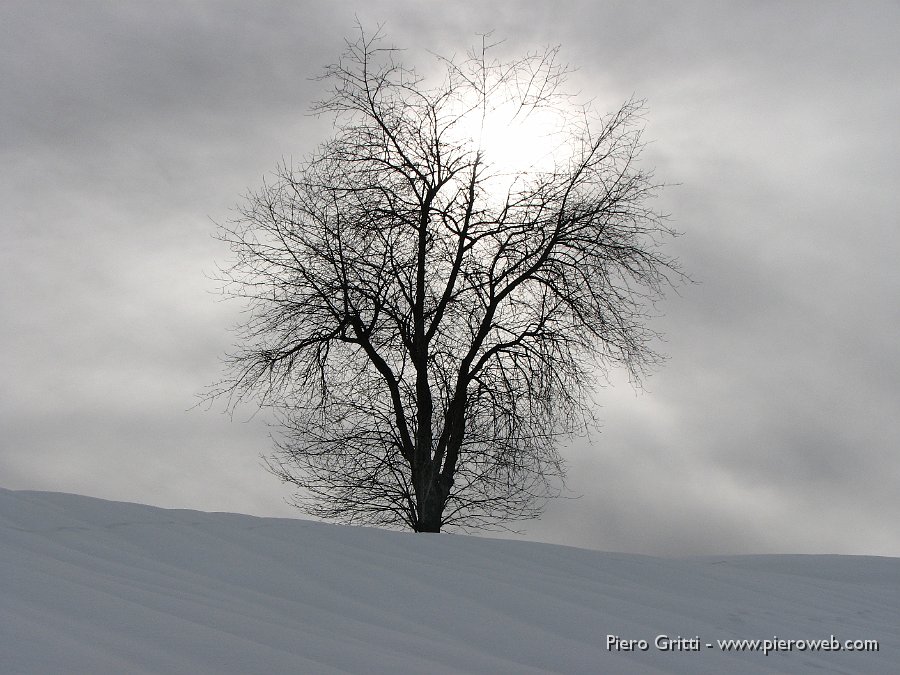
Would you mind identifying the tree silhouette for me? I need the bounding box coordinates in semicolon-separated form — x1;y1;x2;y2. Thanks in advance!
213;28;682;532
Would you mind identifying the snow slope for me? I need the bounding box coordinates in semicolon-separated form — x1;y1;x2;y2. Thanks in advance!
1;488;897;674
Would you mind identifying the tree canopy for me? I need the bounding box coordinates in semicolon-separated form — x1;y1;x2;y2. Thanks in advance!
213;28;682;532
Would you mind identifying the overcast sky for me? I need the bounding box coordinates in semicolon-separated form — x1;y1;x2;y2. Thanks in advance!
2;1;898;557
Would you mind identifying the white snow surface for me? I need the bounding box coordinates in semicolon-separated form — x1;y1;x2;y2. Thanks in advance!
1;488;897;674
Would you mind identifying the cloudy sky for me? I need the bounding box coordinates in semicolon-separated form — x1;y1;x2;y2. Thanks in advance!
2;1;898;557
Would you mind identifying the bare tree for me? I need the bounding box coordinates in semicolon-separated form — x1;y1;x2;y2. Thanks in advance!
213;28;681;533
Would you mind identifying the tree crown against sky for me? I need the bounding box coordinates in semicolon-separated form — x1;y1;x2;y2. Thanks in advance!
213;27;682;532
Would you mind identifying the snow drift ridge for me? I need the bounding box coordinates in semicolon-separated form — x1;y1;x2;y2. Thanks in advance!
1;488;897;674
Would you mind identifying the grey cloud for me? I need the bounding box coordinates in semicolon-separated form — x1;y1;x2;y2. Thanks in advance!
2;1;898;556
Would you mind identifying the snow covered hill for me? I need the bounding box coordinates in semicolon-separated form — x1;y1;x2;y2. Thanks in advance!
1;488;897;674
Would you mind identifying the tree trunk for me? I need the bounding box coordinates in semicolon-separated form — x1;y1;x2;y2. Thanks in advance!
414;474;452;532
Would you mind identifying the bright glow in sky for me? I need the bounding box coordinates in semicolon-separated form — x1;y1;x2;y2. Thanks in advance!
460;101;571;181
